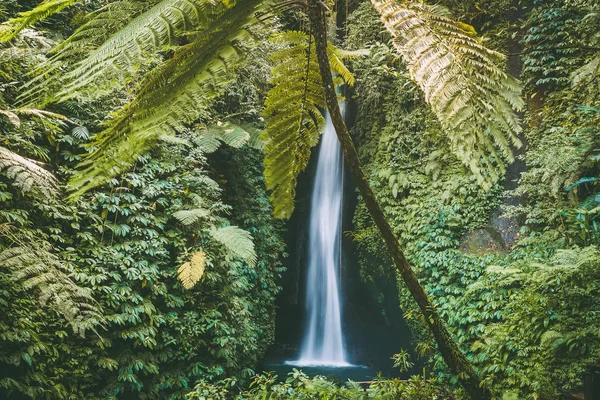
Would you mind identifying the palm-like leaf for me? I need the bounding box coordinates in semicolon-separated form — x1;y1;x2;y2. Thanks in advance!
173;208;211;225
210;225;257;266
21;0;233;105
572;54;600;91
193;121;253;153
0;227;102;336
0;146;59;198
262;31;357;218
0;0;81;42
66;0;267;197
372;0;524;187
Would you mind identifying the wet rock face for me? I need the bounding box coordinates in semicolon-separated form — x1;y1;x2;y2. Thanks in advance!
489;207;521;248
460;228;506;254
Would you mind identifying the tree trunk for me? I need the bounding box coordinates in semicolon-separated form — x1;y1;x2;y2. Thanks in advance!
307;1;490;398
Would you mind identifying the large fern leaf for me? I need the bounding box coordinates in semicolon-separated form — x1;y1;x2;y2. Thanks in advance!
0;146;59;198
178;251;207;289
173;193;212;226
0;0;81;42
193;121;253;153
572;54;600;93
35;0;235;105
0;228;102;336
209;225;256;266
262;31;357;219
18;0;221;104
372;0;524;187
66;0;267;197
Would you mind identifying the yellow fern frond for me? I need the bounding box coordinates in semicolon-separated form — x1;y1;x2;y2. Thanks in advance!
178;251;207;289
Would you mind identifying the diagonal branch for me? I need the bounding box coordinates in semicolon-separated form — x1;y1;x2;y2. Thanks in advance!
306;1;491;398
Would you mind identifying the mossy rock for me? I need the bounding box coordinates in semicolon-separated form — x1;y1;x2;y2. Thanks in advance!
460;228;506;254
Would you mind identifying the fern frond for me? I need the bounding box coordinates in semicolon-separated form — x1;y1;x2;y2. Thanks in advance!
0;146;59;198
209;225;256;266
20;0;231;105
0;110;20;127
0;227;102;336
0;107;70;128
67;0;267;197
327;45;365;86
262;31;326;219
194;121;252;153
178;250;206;289
173;208;211;225
20;0;150;102
572;54;600;89
262;31;356;219
16;108;70;123
0;0;81;42
0;28;55;64
245;123;265;150
372;0;524;187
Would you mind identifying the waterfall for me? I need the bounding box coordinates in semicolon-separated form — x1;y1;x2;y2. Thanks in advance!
295;110;349;367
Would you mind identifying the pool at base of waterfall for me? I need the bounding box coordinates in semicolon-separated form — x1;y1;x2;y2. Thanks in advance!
259;359;377;383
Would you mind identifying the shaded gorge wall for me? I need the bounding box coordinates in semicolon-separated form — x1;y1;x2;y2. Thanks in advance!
266;102;414;377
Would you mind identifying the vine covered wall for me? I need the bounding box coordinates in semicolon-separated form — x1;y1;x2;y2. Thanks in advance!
345;0;600;397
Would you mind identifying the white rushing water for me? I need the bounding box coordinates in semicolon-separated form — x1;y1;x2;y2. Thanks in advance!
294;111;349;367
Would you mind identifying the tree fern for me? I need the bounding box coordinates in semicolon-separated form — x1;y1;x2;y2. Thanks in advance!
66;0;267;197
371;0;524;187
0;0;81;42
22;0;151;101
0;105;73;198
0;106;69;129
20;0;233;105
262;30;358;218
173;193;212;225
572;51;599;101
177;250;207;289
0;227;102;336
193;121;253;153
209;225;256;266
175;193;257;267
0;146;59;198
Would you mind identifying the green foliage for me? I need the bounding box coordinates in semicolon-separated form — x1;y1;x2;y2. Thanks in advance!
391;349;414;373
187;369;450;399
347;0;600;398
522;0;588;93
0;5;286;398
2;0;600;398
13;0;278;197
262;30;358;218
194;121;259;154
0;130;286;399
210;226;257;266
67;0;268;196
0;0;80;42
0;226;102;336
372;0;524;187
464;246;600;397
0;146;59;198
20;0;235;104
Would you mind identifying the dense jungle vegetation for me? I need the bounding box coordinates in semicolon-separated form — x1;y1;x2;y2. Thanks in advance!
0;0;598;398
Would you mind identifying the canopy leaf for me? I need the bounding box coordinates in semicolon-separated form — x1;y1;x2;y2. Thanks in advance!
372;0;524;187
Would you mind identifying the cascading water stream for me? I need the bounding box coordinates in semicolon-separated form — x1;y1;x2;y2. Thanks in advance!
293;110;349;367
